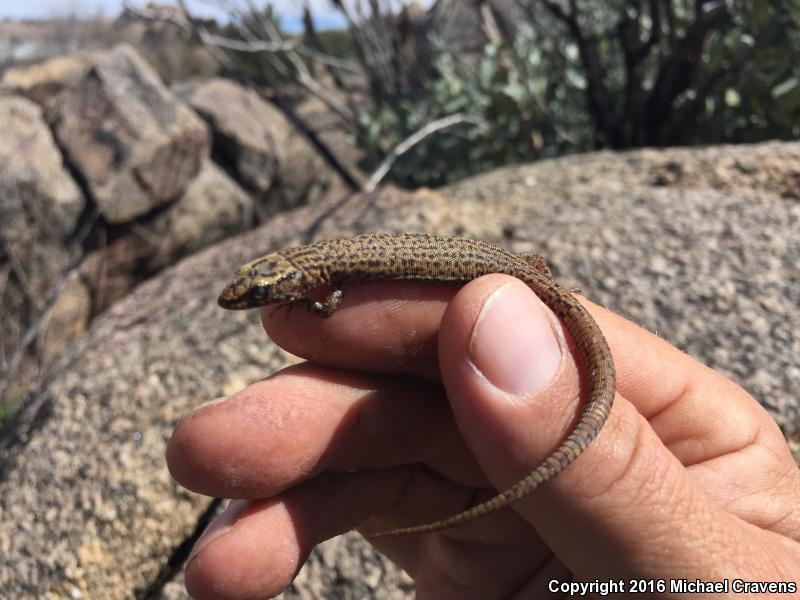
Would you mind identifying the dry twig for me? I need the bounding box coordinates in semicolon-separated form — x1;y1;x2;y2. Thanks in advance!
364;113;486;192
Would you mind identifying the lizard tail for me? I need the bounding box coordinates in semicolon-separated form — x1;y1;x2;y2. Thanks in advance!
370;300;615;538
369;421;602;538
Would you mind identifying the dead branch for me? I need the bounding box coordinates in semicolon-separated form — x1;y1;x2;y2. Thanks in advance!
0;254;83;401
0;208;99;403
236;0;359;123
331;0;401;101
164;1;361;188
477;0;504;44
364;114;487;192
302;3;347;90
197;31;297;53
196;30;362;75
0;263;11;369
125;1;359;125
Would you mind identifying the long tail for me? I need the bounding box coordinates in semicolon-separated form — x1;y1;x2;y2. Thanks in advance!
371;299;615;537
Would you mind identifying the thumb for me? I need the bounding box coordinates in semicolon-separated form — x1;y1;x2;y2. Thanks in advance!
437;274;755;580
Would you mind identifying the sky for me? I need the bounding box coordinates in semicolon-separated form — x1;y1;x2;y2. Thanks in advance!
0;0;433;32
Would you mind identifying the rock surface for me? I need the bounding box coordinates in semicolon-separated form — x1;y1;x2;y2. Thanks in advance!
0;95;85;396
0;95;84;258
295;95;365;184
0;54;92;105
140;159;255;273
48;44;209;223
1;45;366;418
180;78;288;196
40;274;93;364
77;160;255;313
180;78;345;216
1;141;798;598
0;47;254;372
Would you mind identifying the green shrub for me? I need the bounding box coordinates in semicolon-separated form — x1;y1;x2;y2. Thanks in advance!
355;2;799;187
356;28;590;187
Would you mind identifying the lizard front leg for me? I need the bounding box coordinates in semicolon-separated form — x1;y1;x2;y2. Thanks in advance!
306;289;344;317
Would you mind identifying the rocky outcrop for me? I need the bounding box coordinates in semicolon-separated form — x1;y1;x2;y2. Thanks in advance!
78;160;254;311
145;160;255;271
179;78;346;216
0;54;92;105
0;46;252;389
0;96;83;265
1;141;798;597
179;78;287;196
47;44;210;224
295;95;365;184
0;47;355;355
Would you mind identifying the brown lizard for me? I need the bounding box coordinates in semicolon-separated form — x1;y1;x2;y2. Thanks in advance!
218;233;615;536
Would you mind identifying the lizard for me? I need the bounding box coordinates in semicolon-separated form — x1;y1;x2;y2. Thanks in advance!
217;232;616;536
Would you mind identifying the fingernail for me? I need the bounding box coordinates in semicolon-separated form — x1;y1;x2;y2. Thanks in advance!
188;499;247;562
469;283;562;395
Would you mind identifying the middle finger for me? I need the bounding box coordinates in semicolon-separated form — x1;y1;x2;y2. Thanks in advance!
167;363;483;500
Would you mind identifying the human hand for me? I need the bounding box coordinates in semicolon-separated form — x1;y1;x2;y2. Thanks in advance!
169;274;800;599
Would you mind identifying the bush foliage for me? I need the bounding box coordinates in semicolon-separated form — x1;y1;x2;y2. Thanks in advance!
355;0;800;187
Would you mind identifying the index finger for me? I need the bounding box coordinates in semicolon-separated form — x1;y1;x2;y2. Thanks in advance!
263;280;459;381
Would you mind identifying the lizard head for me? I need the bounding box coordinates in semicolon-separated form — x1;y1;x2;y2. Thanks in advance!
218;253;310;310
